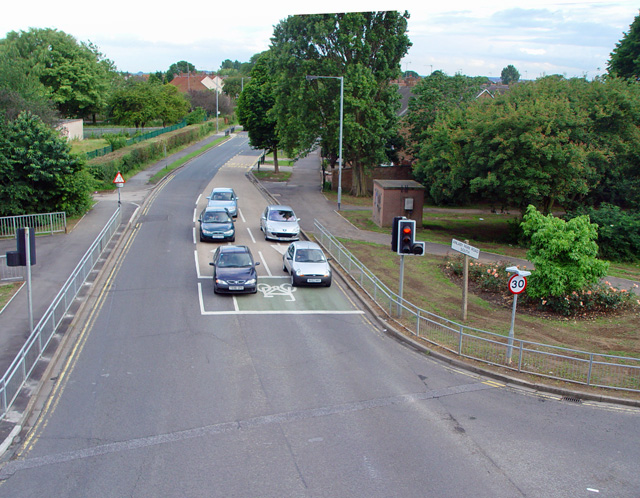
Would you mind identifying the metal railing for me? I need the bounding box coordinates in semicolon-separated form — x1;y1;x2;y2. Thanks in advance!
314;220;640;393
0;212;66;239
0;255;24;282
0;207;122;420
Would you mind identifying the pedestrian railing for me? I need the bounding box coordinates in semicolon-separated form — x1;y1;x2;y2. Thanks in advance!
0;255;24;282
0;212;66;239
0;207;122;420
314;219;640;393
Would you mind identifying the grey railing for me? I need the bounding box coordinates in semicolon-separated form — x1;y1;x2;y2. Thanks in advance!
0;212;67;238
0;255;24;282
0;207;122;420
314;219;640;393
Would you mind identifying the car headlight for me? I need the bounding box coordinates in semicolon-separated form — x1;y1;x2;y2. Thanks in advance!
224;229;234;236
245;278;256;285
215;278;228;285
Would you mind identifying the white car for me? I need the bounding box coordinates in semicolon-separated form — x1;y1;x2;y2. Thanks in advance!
207;187;238;217
260;205;300;242
282;241;332;287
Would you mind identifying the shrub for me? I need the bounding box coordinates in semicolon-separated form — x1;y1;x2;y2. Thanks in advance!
521;205;609;298
565;204;640;262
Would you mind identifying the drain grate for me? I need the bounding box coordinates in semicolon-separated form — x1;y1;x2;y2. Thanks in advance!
561;396;582;403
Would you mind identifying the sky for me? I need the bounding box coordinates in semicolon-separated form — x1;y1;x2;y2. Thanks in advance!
1;1;638;80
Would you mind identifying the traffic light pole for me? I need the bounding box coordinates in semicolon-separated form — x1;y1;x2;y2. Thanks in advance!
398;254;405;317
25;227;33;334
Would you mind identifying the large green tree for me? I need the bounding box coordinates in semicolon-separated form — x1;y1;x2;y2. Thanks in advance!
0;111;93;216
411;75;640;212
607;12;640;80
270;11;411;196
110;80;189;128
501;64;520;84
404;71;487;156
0;28;116;120
236;52;281;172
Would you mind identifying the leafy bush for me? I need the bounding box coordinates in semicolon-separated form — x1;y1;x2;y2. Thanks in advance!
445;258;512;293
565;204;640;262
521;205;609;298
102;133;128;151
186;107;206;125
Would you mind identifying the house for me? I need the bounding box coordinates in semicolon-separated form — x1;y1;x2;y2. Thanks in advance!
169;73;224;94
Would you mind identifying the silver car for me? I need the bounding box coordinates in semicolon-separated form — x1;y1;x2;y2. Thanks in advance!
207;187;238;217
282;241;332;287
260;205;300;242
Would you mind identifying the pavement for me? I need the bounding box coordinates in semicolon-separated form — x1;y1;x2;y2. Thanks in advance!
1;131;639;451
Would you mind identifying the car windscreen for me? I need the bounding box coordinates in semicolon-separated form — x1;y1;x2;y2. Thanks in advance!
212;192;232;200
295;249;326;263
218;253;252;267
269;210;295;221
203;212;230;223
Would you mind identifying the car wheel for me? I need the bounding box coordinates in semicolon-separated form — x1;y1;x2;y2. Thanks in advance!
282;262;287;272
230;236;235;242
290;274;297;287
326;278;332;287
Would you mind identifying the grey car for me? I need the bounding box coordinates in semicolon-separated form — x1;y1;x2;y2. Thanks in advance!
282;241;332;287
260;205;300;242
210;245;260;294
207;187;239;217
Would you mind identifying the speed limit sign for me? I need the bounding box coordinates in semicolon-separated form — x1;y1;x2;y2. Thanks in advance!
508;274;527;294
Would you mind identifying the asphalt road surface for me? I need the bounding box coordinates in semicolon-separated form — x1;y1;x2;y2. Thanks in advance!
1;134;638;497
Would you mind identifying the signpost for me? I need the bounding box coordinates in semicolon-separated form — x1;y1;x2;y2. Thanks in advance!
451;239;479;321
505;266;531;363
113;171;125;204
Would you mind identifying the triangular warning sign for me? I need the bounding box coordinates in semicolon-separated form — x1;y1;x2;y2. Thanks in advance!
113;172;125;184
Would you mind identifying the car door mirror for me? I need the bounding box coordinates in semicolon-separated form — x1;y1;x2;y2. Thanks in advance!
209;262;214;266
255;261;261;266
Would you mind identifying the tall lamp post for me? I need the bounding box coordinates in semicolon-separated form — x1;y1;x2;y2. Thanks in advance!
306;75;344;211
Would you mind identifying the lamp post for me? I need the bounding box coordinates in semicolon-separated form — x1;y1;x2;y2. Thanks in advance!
306;75;344;211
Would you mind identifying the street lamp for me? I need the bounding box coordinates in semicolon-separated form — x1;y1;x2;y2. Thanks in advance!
306;74;344;211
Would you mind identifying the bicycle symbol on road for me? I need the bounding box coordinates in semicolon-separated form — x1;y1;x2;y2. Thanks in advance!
257;282;297;302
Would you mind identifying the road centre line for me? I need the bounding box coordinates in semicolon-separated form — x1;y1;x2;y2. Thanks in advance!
193;207;197;223
247;227;256;244
238;208;246;223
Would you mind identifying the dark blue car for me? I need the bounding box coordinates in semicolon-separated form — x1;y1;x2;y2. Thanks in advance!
209;245;260;294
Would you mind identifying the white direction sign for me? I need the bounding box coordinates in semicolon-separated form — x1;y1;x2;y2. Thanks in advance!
451;239;480;260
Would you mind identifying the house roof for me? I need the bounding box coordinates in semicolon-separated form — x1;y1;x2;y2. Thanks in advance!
169;73;224;93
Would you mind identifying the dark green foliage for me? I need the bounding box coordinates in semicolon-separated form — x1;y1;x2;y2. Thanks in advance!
0;111;92;216
186;107;206;125
500;65;520;84
566;204;640;262
103;132;128;151
607;13;640;79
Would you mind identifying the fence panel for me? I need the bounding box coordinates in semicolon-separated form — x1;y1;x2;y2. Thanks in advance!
313;219;640;393
0;212;66;239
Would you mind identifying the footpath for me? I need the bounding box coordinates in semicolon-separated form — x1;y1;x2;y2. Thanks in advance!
1;132;638;452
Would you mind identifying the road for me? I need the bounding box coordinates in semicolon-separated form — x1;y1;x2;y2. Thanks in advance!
0;134;638;497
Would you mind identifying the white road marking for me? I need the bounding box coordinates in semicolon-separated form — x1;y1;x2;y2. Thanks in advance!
194;251;202;279
192;227;196;245
193;208;197;223
238;208;246;223
259;251;272;276
247;227;256;244
271;244;287;255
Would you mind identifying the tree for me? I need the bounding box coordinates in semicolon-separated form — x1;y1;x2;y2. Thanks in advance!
222;77;244;98
167;61;195;81
404;70;487;155
110;80;189;128
0;111;93;216
521;205;609;298
607;13;640;79
0;28;116;120
270;11;411;196
236;52;281;172
501;64;520;84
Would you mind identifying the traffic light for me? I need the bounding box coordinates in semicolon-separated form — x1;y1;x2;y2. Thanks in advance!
396;219;425;256
391;216;404;252
6;227;36;267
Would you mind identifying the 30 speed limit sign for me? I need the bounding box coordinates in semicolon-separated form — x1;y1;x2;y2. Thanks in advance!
508;274;527;294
